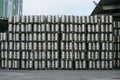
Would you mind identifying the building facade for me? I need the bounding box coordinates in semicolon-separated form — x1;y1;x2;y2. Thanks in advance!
0;0;23;17
91;0;120;21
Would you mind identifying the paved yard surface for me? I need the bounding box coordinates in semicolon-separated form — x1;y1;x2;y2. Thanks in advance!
0;70;120;80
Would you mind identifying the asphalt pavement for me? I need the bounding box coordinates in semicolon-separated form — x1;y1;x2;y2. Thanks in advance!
0;70;120;80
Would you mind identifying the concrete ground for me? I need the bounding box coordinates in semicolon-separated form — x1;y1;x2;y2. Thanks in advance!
0;70;120;80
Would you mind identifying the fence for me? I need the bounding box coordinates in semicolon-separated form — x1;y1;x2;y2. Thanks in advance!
0;15;120;70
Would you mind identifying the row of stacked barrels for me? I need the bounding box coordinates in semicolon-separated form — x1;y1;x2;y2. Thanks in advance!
113;21;120;69
0;15;119;70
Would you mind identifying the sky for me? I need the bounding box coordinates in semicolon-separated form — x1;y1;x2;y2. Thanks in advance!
23;0;100;16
